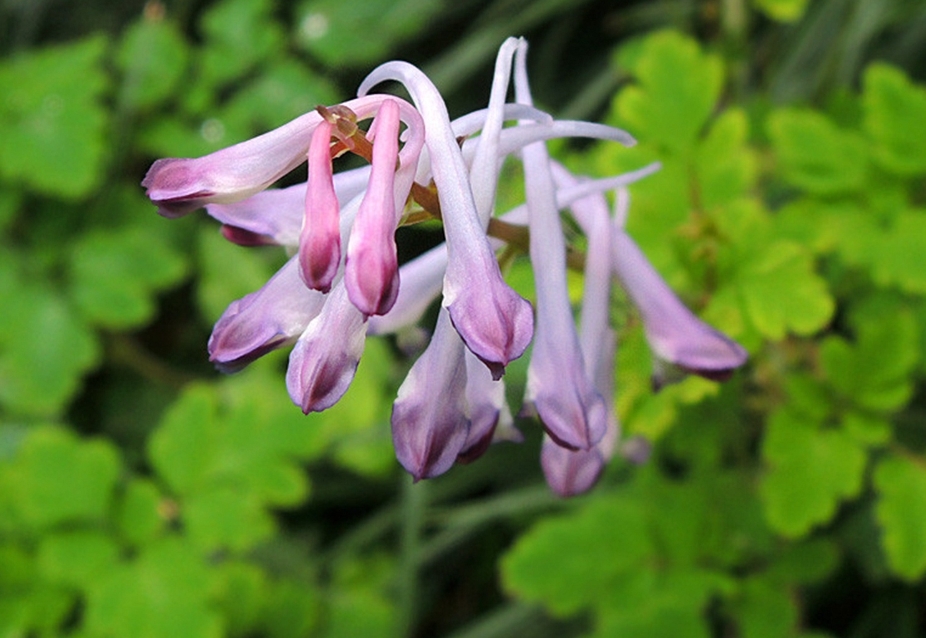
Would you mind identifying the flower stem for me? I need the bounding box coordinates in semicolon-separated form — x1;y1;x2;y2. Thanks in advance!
399;475;426;637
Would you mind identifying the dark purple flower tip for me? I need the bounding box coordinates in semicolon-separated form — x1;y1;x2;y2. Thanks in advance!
208;258;325;372
141;159;217;218
540;436;606;497
391;311;473;480
220;225;277;246
286;287;367;413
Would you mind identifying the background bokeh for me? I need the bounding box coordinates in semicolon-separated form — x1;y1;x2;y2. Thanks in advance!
2;0;926;636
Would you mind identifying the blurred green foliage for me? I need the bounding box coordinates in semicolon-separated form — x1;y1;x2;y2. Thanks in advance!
2;0;926;637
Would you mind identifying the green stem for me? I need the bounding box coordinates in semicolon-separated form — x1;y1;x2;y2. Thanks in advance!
399;475;426;637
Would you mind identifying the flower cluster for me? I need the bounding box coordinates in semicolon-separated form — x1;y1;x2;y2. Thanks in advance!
142;38;747;496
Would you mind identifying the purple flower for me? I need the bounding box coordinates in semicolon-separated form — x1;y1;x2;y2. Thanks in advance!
143;37;747;495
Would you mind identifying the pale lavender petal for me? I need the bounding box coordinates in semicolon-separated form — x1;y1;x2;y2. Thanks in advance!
208;256;325;372
367;243;447;335
516;43;607;450
611;202;748;381
299;120;341;293
286;283;367;413
141;95;402;218
141;110;325;218
457;349;511;464
469;37;525;224
206;166;373;248
540;436;606;497
391;310;471;480
359;61;534;378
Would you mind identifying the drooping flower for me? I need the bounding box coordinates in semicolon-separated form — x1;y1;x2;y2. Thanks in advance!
142;36;747;495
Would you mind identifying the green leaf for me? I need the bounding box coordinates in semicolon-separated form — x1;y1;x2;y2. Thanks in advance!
212;562;268;636
696;109;756;209
0;35;109;198
117;478;165;546
734;241;834;339
768;108;868;195
865;211;926;294
262;579;321;638
873;454;926;580
199;0;285;86
0;276;99;416
84;538;222;638
116;14;189;109
614;31;724;156
863;63;926;176
148;384;217;496
294;0;444;67
196;226;280;323
752;0;809;22
592;569;719;638
820;307;917;412
501;494;653;616
184;487;275;553
220;60;339;132
733;578;798;638
69;224;187;329
7;427;120;529
37;530;120;588
761;410;866;537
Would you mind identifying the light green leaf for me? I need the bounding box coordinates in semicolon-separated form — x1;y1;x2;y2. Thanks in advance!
0;35;109;198
696;109;756;209
7;427;120;529
615;31;724;156
84;538;222;638
761;410;866;537
184;487;275;552
501;495;652;616
768;108;868;195
874;454;926;580
735;241;834;339
865;211;926;294
863;63;926;176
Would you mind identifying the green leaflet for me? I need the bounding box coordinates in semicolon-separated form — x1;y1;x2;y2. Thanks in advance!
768;108;868;195
863;63;926;176
820;305;918;413
760;409;866;537
3;426;120;529
0;274;99;417
116;15;189;110
293;0;444;67
0;35;109;198
874;454;926;581
69;222;188;329
614;31;724;157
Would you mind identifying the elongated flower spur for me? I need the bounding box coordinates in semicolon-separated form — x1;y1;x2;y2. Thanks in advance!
142;38;747;495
